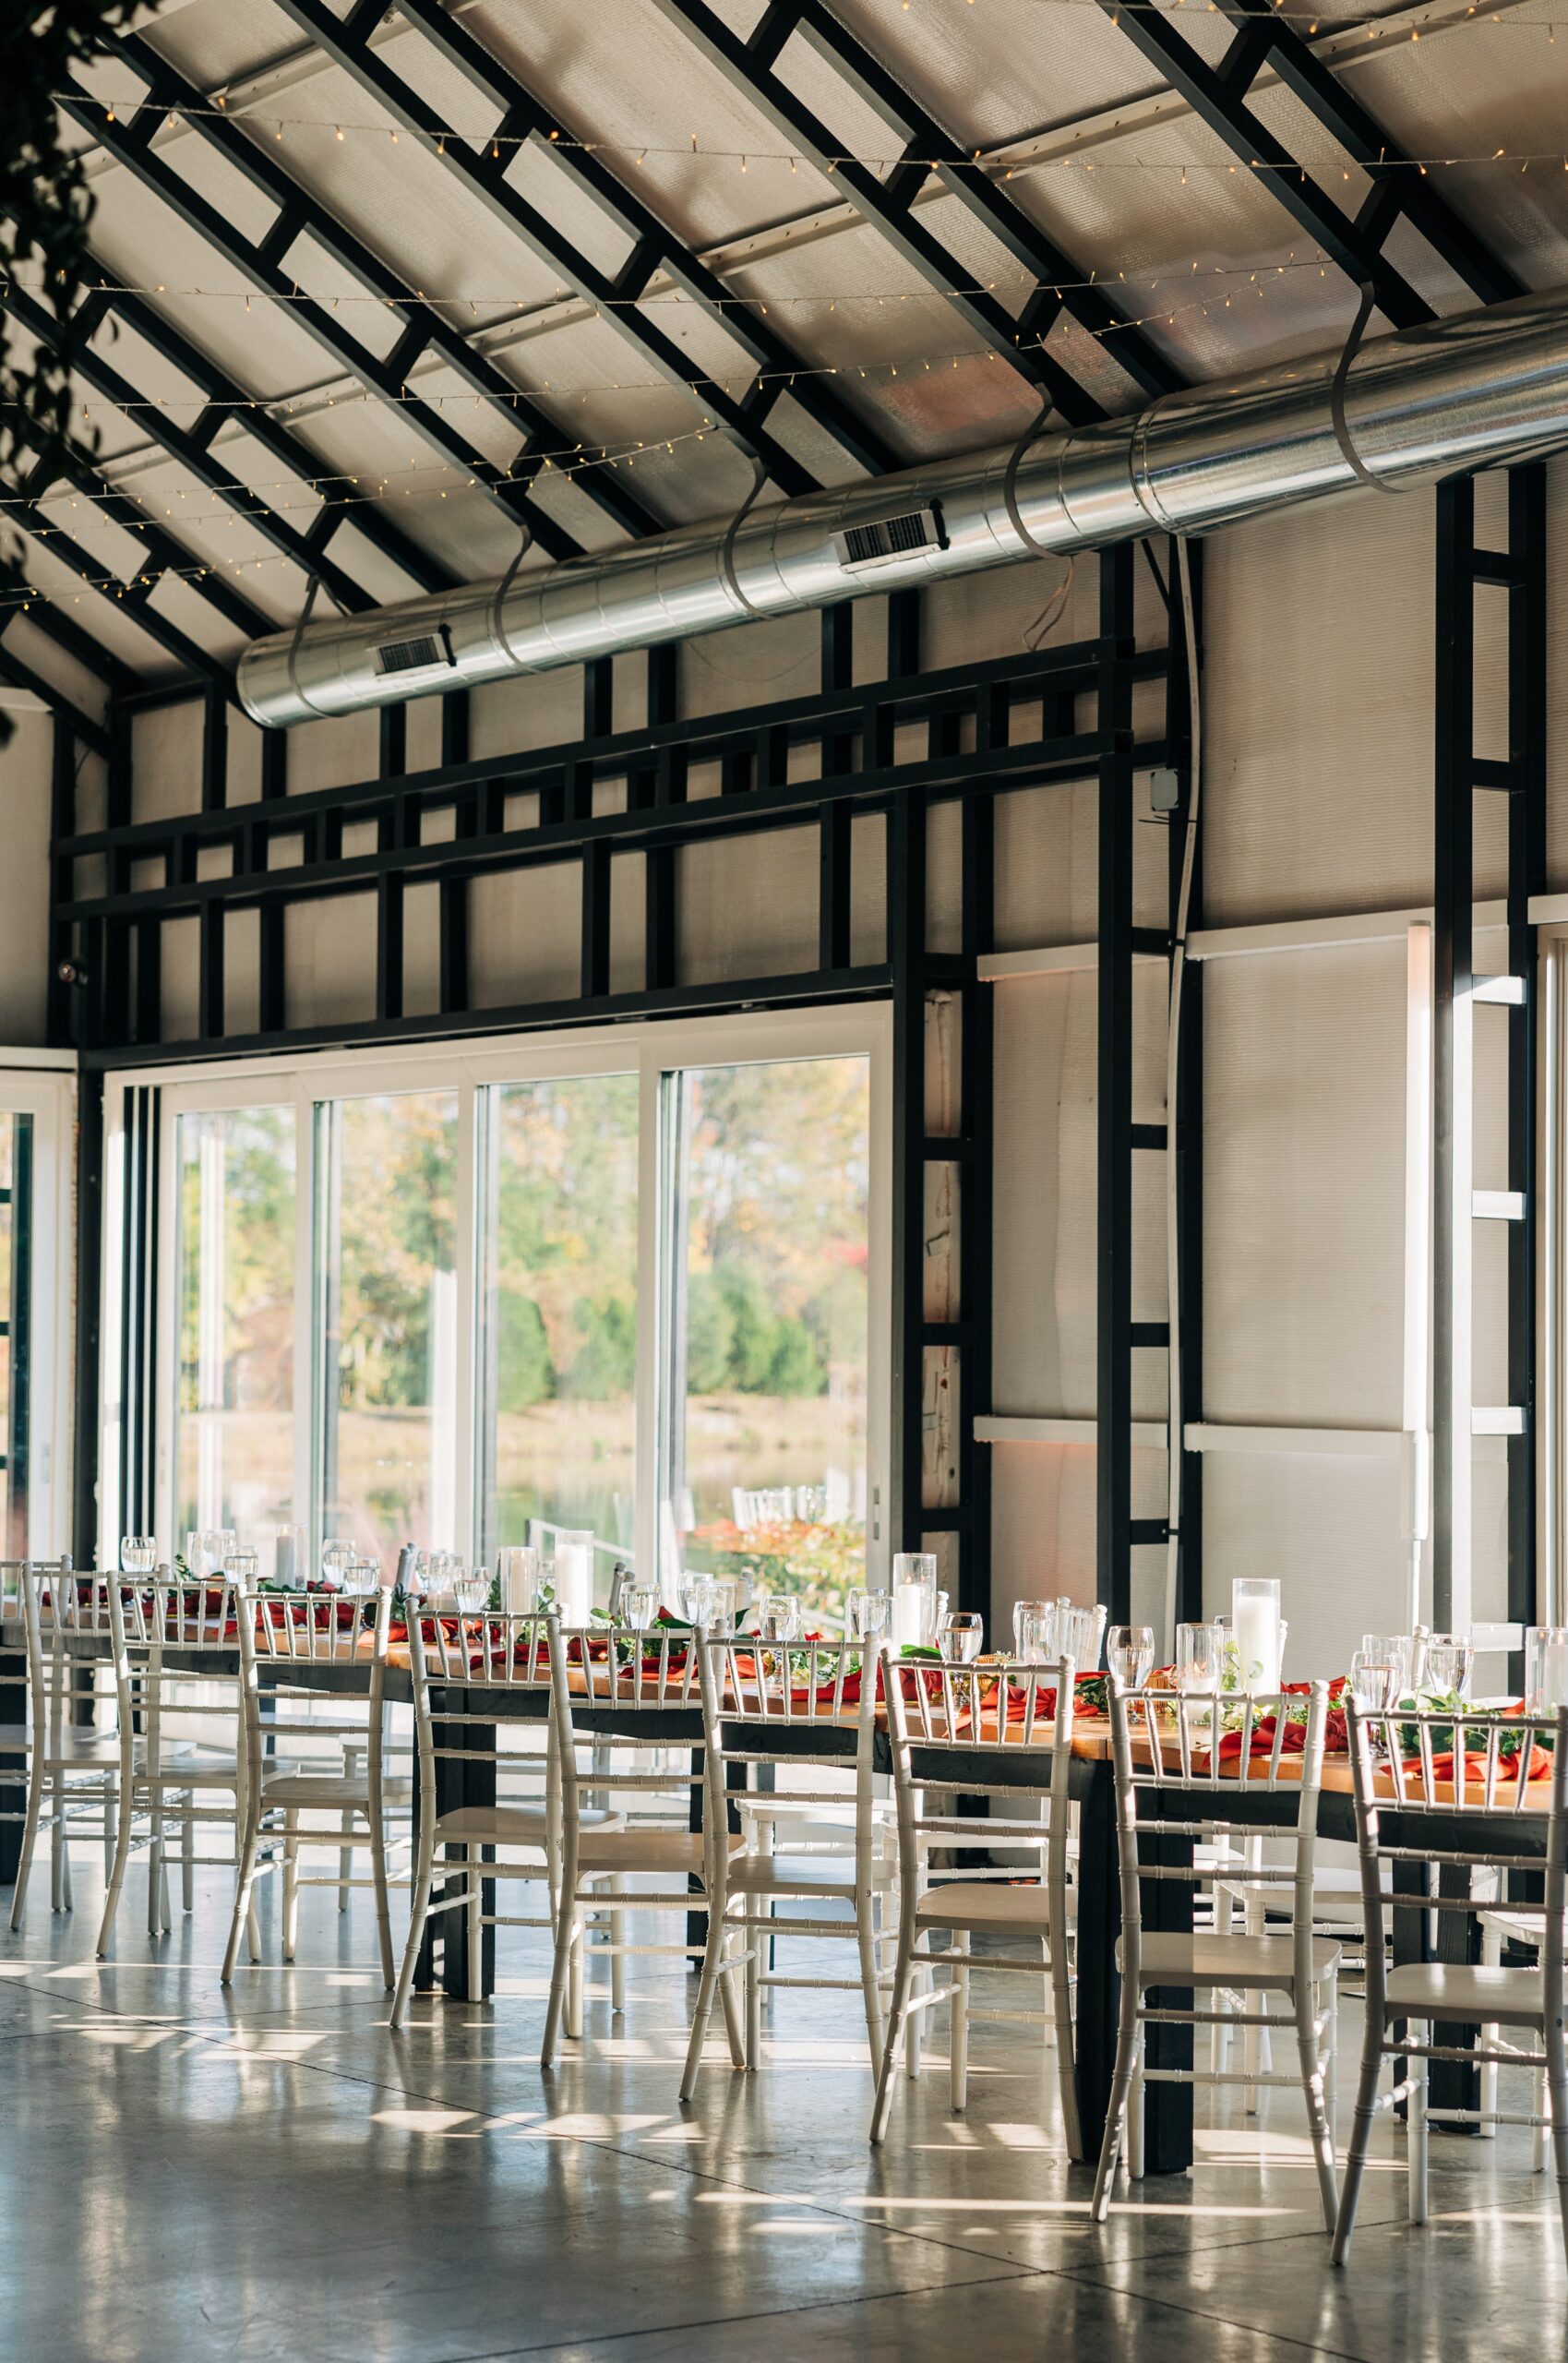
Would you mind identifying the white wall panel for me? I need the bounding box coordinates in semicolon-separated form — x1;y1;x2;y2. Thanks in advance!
0;712;54;1046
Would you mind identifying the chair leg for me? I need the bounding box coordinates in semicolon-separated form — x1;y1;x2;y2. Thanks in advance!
541;1894;580;2069
390;1817;438;2033
182;1806;195;1914
679;1909;738;2104
1324;1967;1339;2138
96;1758;138;1959
281;1809;300;1962
1332;2012;1386;2265
745;1905;763;2070
856;1886;885;2070
1127;2027;1145;2182
1535;2065;1550;2175
1091;1984;1143;2223
8;1757;44;1931
466;1846;485;2007
221;1782;267;1986
1050;1946;1084;2164
1296;1981;1340;2233
608;1876;626;2015
1407;2024;1429;2226
906;1956;928;2080
50;1791;66;1914
1479;1922;1502;2137
869;1934;916;2146
59;1819;74;1915
339;1807;353;1915
1544;2007;1568;2268
949;1931;971;2114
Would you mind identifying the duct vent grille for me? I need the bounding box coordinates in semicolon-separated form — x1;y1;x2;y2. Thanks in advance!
374;631;451;677
833;504;944;571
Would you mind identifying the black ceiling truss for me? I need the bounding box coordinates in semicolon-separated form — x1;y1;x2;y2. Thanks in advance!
0;641;108;755
651;0;1184;425
1094;0;1524;324
6;281;396;620
71;35;652;558
263;0;882;497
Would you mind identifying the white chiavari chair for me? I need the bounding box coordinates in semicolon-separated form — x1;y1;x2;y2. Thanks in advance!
1092;1682;1341;2230
868;1649;1081;2151
1334;1699;1568;2263
96;1574;256;1955
694;1633;893;2068
541;1621;748;2101
390;1609;624;2028
223;1587;410;1985
5;1561;125;1927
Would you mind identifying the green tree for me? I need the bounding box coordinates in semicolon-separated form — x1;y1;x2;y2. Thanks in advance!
496;1292;555;1410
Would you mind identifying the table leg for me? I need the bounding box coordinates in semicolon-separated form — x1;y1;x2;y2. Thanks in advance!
1428;1859;1481;2128
1140;1798;1195;2177
1073;1766;1119;2165
412;1688;497;2001
0;1658;24;1884
686;1746;746;1967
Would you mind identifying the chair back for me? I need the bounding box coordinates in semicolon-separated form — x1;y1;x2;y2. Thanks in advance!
1345;1697;1568;2025
545;1622;707;1867
16;1562;102;1749
102;1573;245;1767
880;1649;1078;1894
238;1585;392;1760
1109;1682;1330;1988
695;1634;878;1859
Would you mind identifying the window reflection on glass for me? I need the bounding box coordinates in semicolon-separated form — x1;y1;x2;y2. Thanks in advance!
479;1074;638;1565
662;1057;869;1624
317;1090;458;1561
176;1107;294;1557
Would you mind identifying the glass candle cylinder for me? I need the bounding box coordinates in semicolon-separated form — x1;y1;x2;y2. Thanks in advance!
1232;1578;1283;1692
554;1531;594;1625
891;1552;937;1648
1526;1626;1568;1713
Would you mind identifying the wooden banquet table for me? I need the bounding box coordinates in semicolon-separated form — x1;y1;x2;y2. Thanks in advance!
0;1627;1547;2175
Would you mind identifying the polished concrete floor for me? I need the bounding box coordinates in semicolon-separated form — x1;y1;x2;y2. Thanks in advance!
0;1857;1563;2363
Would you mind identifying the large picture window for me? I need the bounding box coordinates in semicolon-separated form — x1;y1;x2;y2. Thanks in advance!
135;1012;889;1619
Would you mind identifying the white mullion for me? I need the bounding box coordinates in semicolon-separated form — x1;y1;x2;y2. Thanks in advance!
454;1063;478;1565
293;1080;316;1571
634;1051;664;1601
150;1086;181;1566
97;1077;128;1572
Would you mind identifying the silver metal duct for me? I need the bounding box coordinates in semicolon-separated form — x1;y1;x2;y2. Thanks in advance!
239;284;1568;729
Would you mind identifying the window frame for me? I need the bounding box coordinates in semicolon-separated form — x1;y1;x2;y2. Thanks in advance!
112;1005;892;1586
0;1060;74;1560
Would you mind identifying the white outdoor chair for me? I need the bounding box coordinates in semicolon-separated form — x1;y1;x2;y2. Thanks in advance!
541;1621;748;2102
1334;1698;1568;2264
1091;1682;1341;2231
224;1586;410;1986
695;1633;894;2069
4;1561;123;1926
869;1649;1081;2153
391;1608;594;2027
96;1574;257;1956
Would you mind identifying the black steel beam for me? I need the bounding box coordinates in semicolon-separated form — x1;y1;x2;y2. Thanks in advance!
267;0;833;500
380;0;901;483
1095;1;1520;322
889;782;928;1556
1432;474;1475;1631
652;0;1123;426
15;493;236;691
1096;540;1135;1627
1506;464;1546;1650
790;0;1181;404
3;280;377;618
71;41;639;558
0;637;107;755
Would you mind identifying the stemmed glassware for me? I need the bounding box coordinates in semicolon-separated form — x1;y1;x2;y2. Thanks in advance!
320;1537;357;1590
1012;1599;1054;1662
755;1593;802;1646
1423;1631;1475;1698
620;1581;657;1635
940;1610;985;1664
223;1544;259;1590
846;1587;890;1643
120;1537;157;1576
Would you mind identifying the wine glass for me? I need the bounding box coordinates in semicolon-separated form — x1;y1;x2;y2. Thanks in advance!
120;1536;157;1576
846;1587;890;1642
223;1545;259;1590
449;1564;489;1613
1107;1624;1155;1688
941;1611;985;1664
1348;1649;1401;1715
1360;1633;1413;1697
681;1573;718;1631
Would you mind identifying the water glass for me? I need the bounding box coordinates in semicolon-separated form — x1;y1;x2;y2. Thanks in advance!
621;1582;657;1634
681;1574;718;1631
1423;1631;1475;1698
846;1587;890;1641
1012;1599;1054;1660
450;1564;490;1613
1348;1649;1401;1714
1360;1633;1413;1697
320;1537;357;1590
755;1593;802;1646
1107;1624;1155;1688
1057;1602;1107;1671
941;1610;985;1664
1176;1620;1226;1691
1526;1626;1568;1713
497;1546;542;1616
185;1529;226;1579
120;1536;157;1576
223;1545;259;1589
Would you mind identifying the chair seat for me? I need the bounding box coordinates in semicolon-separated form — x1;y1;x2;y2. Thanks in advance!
260;1769;414;1811
1119;1930;1343;1988
1383;1961;1546;2027
436;1804;622;1846
916;1880;1056;1934
730;1851;893;1900
0;1722;123;1763
577;1828;745;1875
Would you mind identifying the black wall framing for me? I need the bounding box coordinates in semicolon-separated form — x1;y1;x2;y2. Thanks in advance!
57;578;1177;1625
